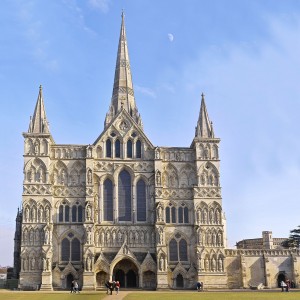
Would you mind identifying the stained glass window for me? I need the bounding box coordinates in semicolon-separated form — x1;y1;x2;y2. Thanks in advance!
118;170;131;221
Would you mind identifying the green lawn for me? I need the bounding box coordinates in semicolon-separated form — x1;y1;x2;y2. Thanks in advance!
0;291;300;300
0;291;107;300
124;291;300;300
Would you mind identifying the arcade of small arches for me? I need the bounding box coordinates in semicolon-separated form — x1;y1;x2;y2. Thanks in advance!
196;202;222;225
25;138;49;156
198;143;219;160
104;136;143;159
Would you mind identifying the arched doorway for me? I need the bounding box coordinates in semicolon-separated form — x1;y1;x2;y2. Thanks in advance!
143;271;156;289
66;273;74;290
113;259;139;288
277;273;286;288
96;271;109;288
176;274;184;288
115;269;125;287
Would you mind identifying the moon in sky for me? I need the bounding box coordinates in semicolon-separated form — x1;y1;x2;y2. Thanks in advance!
168;33;174;42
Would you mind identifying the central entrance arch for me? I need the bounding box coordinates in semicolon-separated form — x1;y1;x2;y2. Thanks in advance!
277;272;286;288
113;259;139;288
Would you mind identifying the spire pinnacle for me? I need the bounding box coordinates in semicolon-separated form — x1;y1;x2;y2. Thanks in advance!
28;85;50;134
196;93;214;138
105;13;143;128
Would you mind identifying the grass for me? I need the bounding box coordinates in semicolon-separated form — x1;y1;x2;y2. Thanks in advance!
123;291;300;300
0;291;300;300
0;291;107;300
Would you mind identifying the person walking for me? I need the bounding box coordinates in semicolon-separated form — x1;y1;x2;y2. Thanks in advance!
74;280;80;293
196;281;201;292
115;281;120;295
70;280;75;293
105;281;110;294
280;280;286;292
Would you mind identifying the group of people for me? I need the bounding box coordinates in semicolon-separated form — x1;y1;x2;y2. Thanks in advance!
70;280;80;293
105;280;120;295
280;279;295;292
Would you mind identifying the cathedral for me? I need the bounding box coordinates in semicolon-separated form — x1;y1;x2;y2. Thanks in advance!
15;14;300;290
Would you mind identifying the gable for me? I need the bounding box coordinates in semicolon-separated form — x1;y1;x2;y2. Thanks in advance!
93;109;153;151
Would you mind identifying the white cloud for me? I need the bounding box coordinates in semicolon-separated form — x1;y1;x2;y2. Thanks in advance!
168;33;174;42
135;85;156;98
88;0;110;13
183;13;300;245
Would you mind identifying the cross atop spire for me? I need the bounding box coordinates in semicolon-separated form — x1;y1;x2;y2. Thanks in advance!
28;85;51;134
105;13;143;128
195;93;214;138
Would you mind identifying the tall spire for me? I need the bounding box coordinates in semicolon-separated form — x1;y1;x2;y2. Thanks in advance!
28;85;50;134
196;93;214;138
105;12;143;128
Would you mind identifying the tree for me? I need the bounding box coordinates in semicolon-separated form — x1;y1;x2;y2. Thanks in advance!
284;225;300;249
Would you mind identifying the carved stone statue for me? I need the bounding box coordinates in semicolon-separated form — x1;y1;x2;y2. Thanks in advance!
157;206;163;222
205;258;209;271
87;170;92;184
159;255;165;271
155;147;160;159
44;227;49;244
218;257;223;272
86;205;91;221
156;170;161;185
211;257;216;272
31;257;36;270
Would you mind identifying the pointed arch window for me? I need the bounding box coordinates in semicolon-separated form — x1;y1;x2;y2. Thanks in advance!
78;206;83;222
115;139;121;158
136;179;146;221
58;202;70;222
178;204;189;224
166;207;170;223
61;238;70;261
179;239;188;261
103;179;113;221
118;170;131;221
71;203;83;223
106;139;112;158
72;205;77;222
136;140;142;158
127;140;132;158
169;233;188;262
71;238;80;261
169;239;178;261
61;234;81;262
171;206;176;223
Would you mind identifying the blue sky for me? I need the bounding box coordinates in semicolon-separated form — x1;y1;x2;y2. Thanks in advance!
1;0;300;266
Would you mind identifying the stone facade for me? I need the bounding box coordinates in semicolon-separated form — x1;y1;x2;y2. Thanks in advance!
15;14;300;290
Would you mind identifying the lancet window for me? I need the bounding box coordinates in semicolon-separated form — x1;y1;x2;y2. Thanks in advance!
118;170;131;221
127;140;133;158
103;179;113;221
106;139;112;158
136;179;146;221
